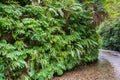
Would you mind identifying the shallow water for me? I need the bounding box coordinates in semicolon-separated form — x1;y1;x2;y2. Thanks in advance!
52;50;120;80
100;50;120;79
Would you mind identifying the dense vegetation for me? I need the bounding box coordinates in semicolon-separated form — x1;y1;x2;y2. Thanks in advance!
98;0;120;51
0;0;99;79
99;18;120;51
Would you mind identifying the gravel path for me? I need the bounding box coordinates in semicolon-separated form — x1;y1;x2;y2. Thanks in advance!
52;50;120;80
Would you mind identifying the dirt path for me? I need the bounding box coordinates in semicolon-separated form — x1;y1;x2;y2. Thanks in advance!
52;50;120;80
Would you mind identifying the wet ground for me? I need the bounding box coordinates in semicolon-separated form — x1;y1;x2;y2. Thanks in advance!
52;50;120;80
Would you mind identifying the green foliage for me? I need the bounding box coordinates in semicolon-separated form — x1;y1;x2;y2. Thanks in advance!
0;0;99;79
0;0;30;5
99;18;120;51
94;0;120;19
93;0;106;12
96;0;120;51
103;0;120;19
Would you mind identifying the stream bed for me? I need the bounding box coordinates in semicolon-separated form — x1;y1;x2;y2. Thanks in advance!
52;50;120;80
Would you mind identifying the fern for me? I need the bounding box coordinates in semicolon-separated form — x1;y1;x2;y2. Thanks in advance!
0;0;100;79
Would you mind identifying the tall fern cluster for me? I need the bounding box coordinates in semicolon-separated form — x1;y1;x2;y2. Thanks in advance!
0;0;99;79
